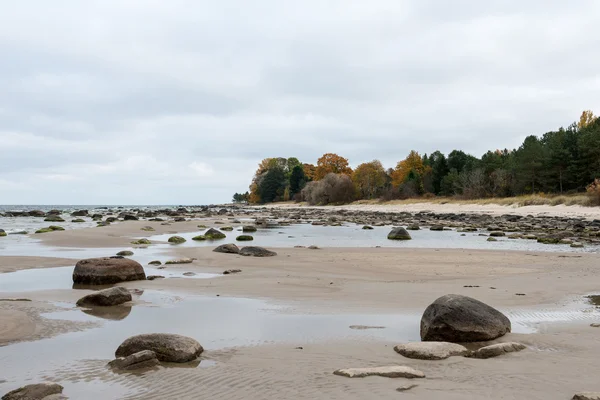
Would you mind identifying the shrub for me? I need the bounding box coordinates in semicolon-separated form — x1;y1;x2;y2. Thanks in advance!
301;173;355;205
586;179;600;206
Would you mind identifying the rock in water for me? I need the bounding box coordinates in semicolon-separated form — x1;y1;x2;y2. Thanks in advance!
242;225;257;232
333;366;425;379
236;235;254;241
387;227;412;240
73;257;146;285
168;236;186;244
0;229;6;237
2;382;64;400
115;333;203;363
239;246;277;257
205;228;226;240
394;342;469;360
467;342;526;359
108;350;159;370
573;394;600;400
213;244;240;254
420;294;511;342
76;287;132;307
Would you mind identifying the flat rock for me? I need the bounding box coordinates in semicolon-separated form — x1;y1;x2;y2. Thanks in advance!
115;333;203;363
396;384;418;392
333;366;425;379
223;269;242;275
467;342;526;359
73;257;146;285
2;382;64;400
76;286;132;307
420;294;511;342
213;244;240;254
239;246;277;257
591;323;600;328
394;341;469;360
573;393;600;400
165;258;194;265
108;350;159;370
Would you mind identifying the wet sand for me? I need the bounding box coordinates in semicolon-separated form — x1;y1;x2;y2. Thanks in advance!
1;218;600;399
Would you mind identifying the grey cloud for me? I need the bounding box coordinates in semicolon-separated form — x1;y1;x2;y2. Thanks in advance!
1;0;599;204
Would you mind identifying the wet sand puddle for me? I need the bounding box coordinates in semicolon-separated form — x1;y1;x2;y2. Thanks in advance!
1;279;599;399
148;223;600;253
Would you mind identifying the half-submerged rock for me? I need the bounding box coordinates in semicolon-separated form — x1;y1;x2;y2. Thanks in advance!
2;382;64;400
387;227;412;240
73;257;146;285
76;287;132;307
115;333;203;363
108;350;159;371
420;294;511;342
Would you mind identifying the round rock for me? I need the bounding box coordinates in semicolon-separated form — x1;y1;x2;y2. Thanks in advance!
420;294;511;342
115;333;203;363
387;227;412;240
76;286;132;307
213;243;240;254
73;257;146;285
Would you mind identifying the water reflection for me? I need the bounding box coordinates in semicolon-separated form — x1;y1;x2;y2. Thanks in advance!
81;305;133;321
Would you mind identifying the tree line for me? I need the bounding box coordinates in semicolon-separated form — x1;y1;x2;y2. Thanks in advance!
233;111;600;205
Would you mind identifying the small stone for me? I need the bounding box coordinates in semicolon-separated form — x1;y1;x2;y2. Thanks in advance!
396;384;418;392
148;260;162;266
108;350;159;371
165;258;194;265
236;235;254;241
349;325;385;330
487;237;498;242
131;238;152;245
590;323;600;328
116;250;134;256
183;272;196;276
239;246;277;257
333;366;425;379
147;275;165;281
571;242;584;248
308;245;320;250
467;342;526;359
223;269;242;275
213;244;240;254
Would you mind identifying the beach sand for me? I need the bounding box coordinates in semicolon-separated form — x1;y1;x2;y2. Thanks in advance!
1;208;600;399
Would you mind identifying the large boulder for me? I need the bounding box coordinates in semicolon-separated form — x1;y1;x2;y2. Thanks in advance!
213;243;240;254
420;294;511;342
239;246;277;257
394;342;468;360
205;228;226;240
115;333;203;363
2;382;63;400
387;227;412;240
73;257;146;285
76;286;132;307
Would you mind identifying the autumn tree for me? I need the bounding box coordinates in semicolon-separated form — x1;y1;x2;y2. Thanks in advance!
578;110;598;130
352;160;387;199
391;151;425;187
303;163;317;181
315;153;353;180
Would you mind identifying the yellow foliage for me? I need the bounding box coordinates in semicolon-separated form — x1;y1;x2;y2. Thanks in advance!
352;160;387;199
315;153;353;180
578;110;598;130
391;150;425;187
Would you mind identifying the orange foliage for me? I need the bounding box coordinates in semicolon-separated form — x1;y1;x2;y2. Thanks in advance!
352;160;387;199
315;153;353;180
303;163;317;181
391;150;425;187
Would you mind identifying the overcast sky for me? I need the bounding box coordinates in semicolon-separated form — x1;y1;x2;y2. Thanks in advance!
1;1;599;205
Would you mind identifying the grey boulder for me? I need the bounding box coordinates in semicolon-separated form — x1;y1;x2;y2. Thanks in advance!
115;333;203;363
213;243;240;254
2;382;64;400
420;294;511;342
76;287;132;307
239;246;277;257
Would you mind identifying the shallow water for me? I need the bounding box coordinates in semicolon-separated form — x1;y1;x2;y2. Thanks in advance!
0;266;220;293
149;224;599;253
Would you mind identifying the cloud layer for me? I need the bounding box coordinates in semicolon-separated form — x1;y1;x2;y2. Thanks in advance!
1;1;599;204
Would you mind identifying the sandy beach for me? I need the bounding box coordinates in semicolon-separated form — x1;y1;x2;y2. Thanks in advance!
1;205;599;399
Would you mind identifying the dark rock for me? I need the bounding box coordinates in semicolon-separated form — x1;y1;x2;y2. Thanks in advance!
115;333;203;363
108;350;159;370
420;294;511;342
123;214;139;221
73;257;146;285
76;286;132;307
239;246;277;257
168;236;186;244
1;382;64;400
387;227;412;240
213;244;240;254
116;250;134;256
236;235;253;241
44;215;65;222
223;269;242;274
71;210;88;216
205;228;226;240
